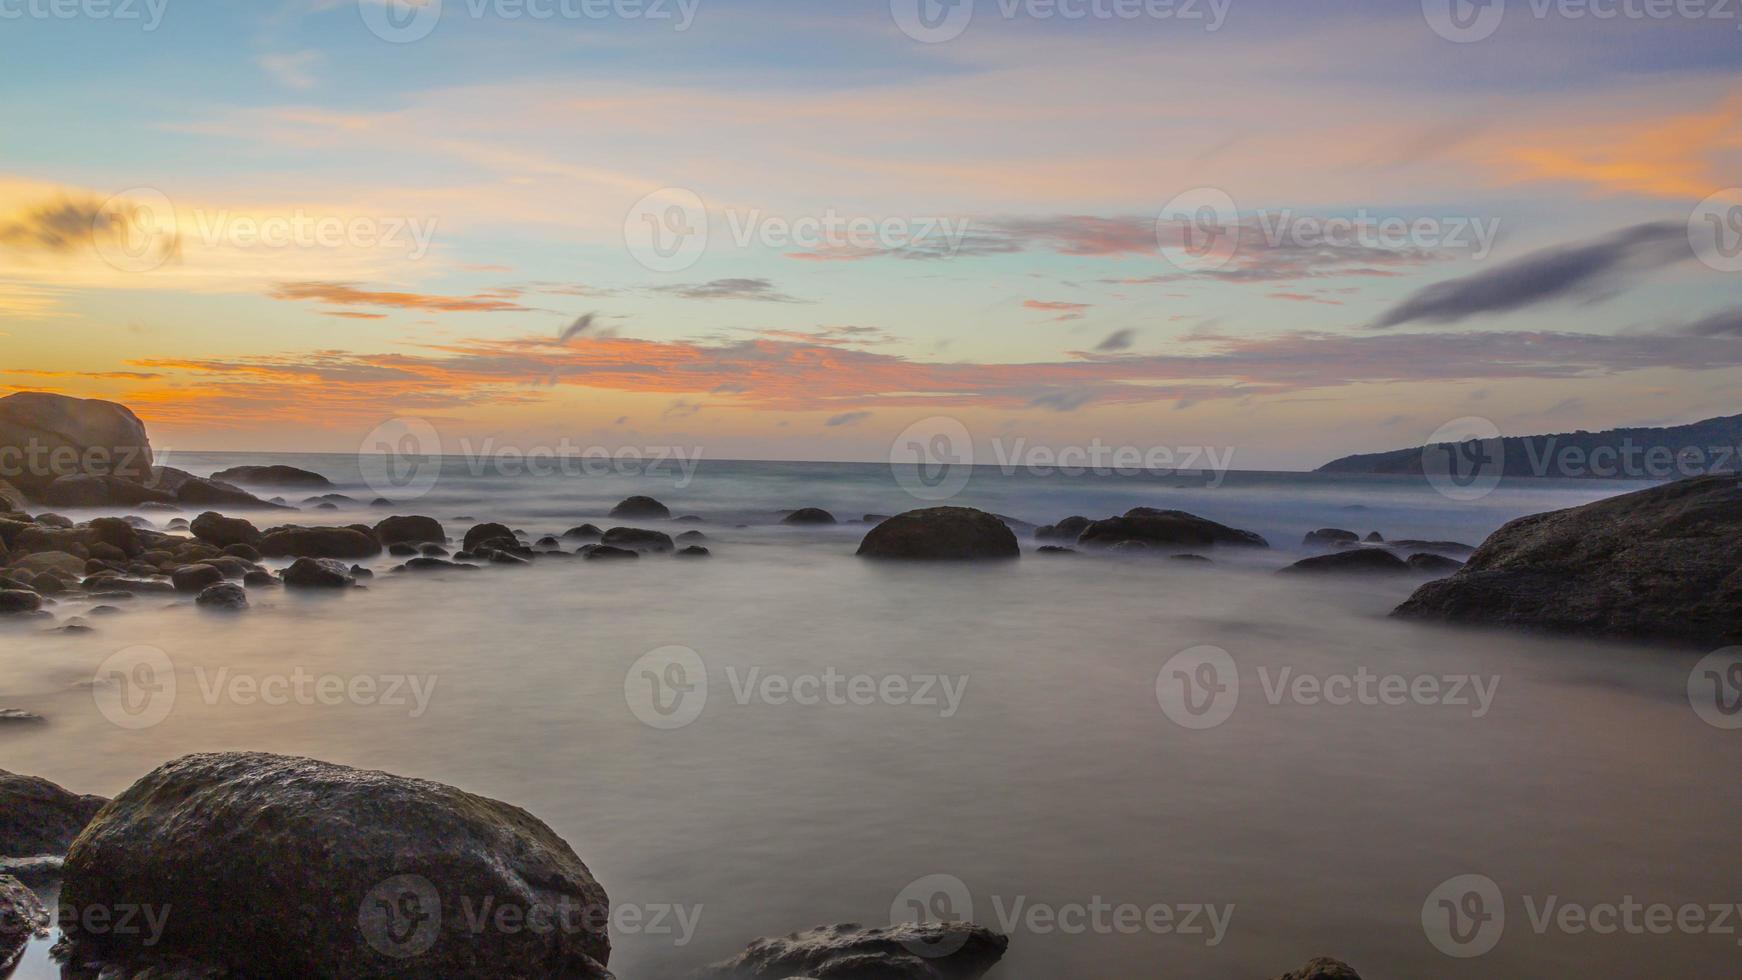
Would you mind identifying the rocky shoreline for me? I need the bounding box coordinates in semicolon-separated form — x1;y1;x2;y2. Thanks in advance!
0;754;1363;980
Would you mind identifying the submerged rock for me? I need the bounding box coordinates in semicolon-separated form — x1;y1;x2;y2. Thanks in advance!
1078;508;1268;551
259;526;382;560
0;590;41;615
674;545;711;558
57;752;612;979
1303;528;1359;547
1394;475;1742;646
175;476;284;510
374;515;446;546
1;874;48;971
782;507;837;526
856;508;1020;561
601;527;675;553
698;922;1008;980
0;770;108;859
195;582;248;611
609;496;670;519
170;563;225;593
562;524;603;541
281;558;355;589
462;522;517;553
209;465;332;488
1035;516;1091;541
1274;957;1362;980
1406;553;1465;575
1280;549;1410;575
582;545;640;561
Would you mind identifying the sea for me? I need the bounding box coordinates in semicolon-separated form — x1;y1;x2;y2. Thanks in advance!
4;453;1737;978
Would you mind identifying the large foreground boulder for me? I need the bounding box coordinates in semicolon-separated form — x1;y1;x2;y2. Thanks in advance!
209;465;332;488
0;770;109;859
1393;475;1742;647
856;508;1020;561
699;922;1008;980
57;752;612;979
0;393;153;493
1078;508;1269;550
1275;958;1362;980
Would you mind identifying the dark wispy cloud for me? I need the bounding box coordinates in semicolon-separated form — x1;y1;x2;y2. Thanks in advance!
649;278;804;303
826;411;872;427
1677;307;1742;337
1096;329;1136;352
1373;222;1691;328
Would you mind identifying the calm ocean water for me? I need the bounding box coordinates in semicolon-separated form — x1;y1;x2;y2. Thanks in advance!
5;454;1736;978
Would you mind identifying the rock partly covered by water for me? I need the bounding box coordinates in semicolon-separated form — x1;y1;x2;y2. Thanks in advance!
190;512;262;549
57;752;613;979
698;922;1009;980
1274;957;1362;980
259;526;382;560
609;496;670;519
1;874;48;972
1394;475;1742;646
856;507;1020;561
0;392;153;493
281;557;356;589
0;769;109;860
1280;548;1410;575
374;515;446;546
1077;508;1268;551
781;508;837;526
209;465;332;487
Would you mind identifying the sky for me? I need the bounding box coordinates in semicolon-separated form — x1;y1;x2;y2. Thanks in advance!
1;0;1740;469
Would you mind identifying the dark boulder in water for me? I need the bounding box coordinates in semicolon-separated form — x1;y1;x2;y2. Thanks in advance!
259;526;382;560
281;557;355;589
462;522;517;552
242;570;279;588
1303;528;1359;547
582;545;640;561
1280;548;1410;575
675;545;711;558
209;465;332;488
698;922;1008;980
563;524;603;540
195;582;248;611
36;475;174;508
1078;509;1268;551
856;508;1020;561
781;507;837;525
404;557;477;572
1035;545;1078;555
170;563;225;593
1364;531;1384;543
0;770;108;860
1394;475;1742;646
1387;539;1475;556
56;752;613;979
609;495;670;519
175;476;286;510
1;873;47;970
601;527;675;553
1274;957;1362;980
0;590;42;615
374;515;445;546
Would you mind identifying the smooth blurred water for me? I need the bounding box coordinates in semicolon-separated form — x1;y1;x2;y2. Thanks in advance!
4;456;1737;978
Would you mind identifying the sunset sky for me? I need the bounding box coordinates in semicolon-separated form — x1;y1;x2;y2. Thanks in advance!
3;0;1740;467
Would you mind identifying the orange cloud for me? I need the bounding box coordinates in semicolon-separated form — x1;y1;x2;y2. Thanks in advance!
1486;90;1742;199
268;281;532;313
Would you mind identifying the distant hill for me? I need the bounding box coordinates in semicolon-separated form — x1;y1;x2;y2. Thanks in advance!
1317;414;1742;480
